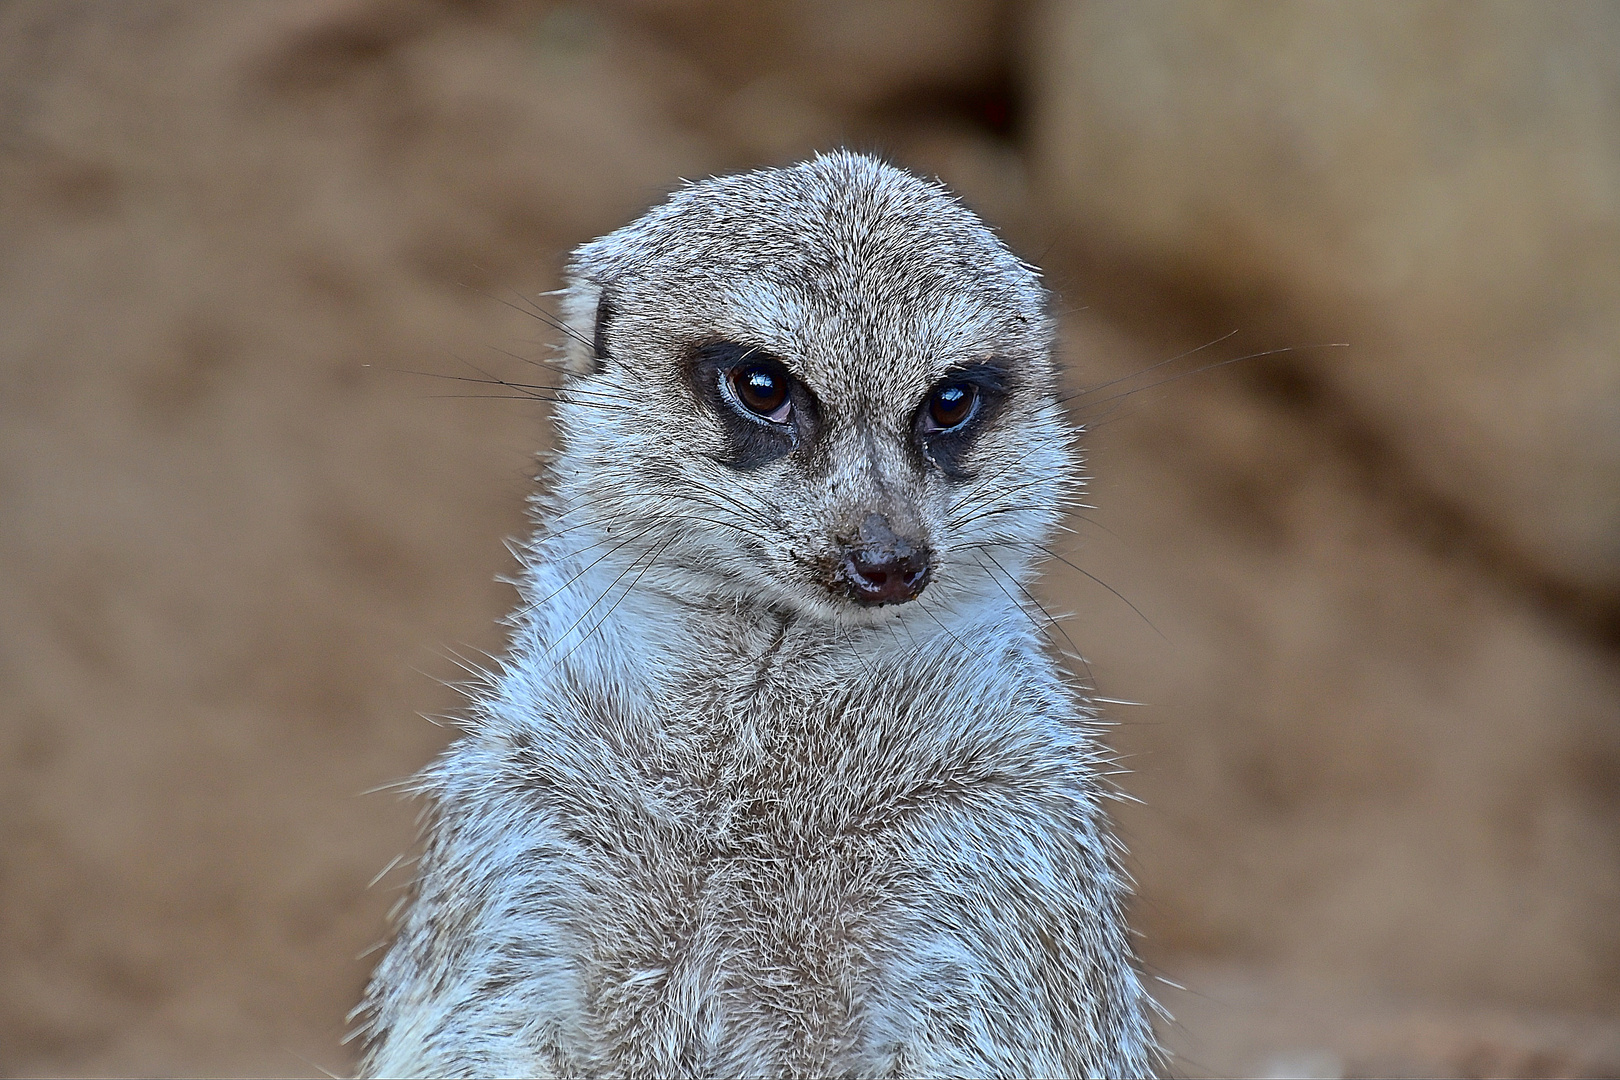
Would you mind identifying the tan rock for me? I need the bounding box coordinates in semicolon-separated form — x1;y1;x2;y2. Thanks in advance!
1027;0;1620;598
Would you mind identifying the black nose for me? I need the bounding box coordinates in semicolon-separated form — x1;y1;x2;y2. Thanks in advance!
838;514;931;606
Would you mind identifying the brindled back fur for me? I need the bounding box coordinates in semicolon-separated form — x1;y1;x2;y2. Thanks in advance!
356;151;1159;1078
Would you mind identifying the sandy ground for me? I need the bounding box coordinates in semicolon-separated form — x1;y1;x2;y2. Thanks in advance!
1;2;1615;1076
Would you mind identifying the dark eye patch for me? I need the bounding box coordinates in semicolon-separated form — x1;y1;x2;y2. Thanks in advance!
913;362;1010;480
687;341;821;470
592;293;613;374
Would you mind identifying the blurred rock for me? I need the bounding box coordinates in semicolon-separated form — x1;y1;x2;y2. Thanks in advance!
606;0;1009;111
601;0;1021;167
1027;0;1620;611
1158;961;1620;1078
1023;0;1620;1036
1057;309;1620;1013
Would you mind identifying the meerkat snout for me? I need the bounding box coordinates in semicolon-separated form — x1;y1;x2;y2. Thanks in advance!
831;511;932;606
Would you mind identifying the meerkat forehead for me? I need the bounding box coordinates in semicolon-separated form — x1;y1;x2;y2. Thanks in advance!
571;151;1053;397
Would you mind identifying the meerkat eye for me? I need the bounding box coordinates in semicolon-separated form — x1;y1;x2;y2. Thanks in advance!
912;364;1009;479
924;382;978;432
727;362;793;424
688;342;816;469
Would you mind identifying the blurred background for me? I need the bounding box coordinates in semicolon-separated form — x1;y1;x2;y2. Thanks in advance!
1;1;1616;1075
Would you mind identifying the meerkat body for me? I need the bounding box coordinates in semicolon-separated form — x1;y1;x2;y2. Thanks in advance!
357;152;1157;1078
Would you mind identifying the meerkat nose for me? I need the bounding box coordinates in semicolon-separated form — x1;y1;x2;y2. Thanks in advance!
842;513;931;606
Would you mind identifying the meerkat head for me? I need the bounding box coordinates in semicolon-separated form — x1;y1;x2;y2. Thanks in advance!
548;151;1077;627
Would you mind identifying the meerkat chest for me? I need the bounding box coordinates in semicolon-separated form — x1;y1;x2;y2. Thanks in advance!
532;669;961;1073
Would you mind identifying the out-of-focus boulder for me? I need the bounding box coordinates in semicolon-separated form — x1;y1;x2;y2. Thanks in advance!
1027;1;1620;607
601;0;1015;161
605;0;1008;109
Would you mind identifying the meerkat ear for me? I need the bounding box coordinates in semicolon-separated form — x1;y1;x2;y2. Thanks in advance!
558;277;612;377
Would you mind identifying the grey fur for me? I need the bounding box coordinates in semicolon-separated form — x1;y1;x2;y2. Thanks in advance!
356;151;1159;1078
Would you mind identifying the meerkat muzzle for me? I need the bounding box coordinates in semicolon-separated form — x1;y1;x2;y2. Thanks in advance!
836;511;931;605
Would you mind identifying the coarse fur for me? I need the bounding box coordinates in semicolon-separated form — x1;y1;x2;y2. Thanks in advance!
356;151;1159;1078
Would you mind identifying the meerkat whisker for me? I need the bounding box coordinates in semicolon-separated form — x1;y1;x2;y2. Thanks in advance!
508;523;662;626
976;546;1088;669
1062;342;1350;413
1063;328;1241;404
456;279;597;352
546;534;678;675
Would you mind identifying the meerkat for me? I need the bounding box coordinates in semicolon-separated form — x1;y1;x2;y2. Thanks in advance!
355;150;1159;1078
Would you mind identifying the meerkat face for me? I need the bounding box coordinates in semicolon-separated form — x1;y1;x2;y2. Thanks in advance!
550;152;1077;626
